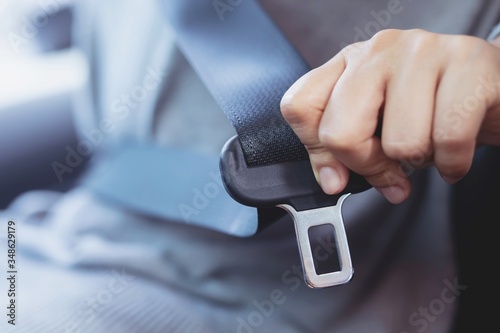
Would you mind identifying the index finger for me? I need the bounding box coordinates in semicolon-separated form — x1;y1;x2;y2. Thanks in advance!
280;52;351;194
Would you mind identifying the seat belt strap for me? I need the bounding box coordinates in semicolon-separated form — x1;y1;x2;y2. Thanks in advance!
161;0;309;167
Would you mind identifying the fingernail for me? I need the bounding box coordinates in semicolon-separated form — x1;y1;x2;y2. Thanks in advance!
378;185;407;204
319;167;341;195
442;176;462;184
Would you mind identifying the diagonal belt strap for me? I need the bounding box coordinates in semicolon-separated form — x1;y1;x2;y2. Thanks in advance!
160;0;310;167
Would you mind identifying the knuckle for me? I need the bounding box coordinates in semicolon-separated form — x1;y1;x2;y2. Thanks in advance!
280;93;309;125
365;162;408;188
383;139;432;162
449;35;488;63
318;129;354;153
371;29;401;44
306;147;338;171
406;28;433;39
380;168;408;187
434;134;465;152
451;35;480;51
409;30;439;55
366;29;404;52
362;29;404;59
341;41;366;59
367;29;439;63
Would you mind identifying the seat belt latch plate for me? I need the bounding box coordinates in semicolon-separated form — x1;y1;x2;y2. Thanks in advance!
220;135;370;288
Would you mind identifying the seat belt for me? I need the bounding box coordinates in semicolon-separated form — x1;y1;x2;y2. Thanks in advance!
160;0;372;288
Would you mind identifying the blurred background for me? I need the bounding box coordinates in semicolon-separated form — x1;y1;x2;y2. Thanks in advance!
0;0;87;208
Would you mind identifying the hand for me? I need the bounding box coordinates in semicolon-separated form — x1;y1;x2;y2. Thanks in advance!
281;29;500;204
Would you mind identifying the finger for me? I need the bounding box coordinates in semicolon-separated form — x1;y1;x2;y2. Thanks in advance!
381;52;439;169
433;65;489;183
281;52;351;194
318;58;411;204
281;52;346;147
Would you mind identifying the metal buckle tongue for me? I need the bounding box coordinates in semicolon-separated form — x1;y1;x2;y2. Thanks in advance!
220;136;371;288
278;194;353;288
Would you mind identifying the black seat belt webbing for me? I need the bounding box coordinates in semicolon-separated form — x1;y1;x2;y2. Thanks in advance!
161;0;309;167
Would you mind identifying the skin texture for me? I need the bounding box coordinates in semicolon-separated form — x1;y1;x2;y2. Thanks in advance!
281;29;500;204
